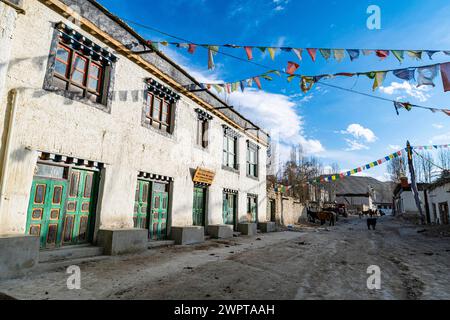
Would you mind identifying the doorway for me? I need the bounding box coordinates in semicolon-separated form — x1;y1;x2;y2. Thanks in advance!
26;164;99;249
193;186;207;227
134;179;169;240
439;202;449;225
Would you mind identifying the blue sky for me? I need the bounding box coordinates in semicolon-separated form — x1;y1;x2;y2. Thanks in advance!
98;0;450;180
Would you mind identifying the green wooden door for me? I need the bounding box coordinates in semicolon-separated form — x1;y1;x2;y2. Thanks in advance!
149;183;168;240
62;169;98;245
223;193;236;228
247;196;257;223
26;179;67;249
134;180;150;229
193;187;206;226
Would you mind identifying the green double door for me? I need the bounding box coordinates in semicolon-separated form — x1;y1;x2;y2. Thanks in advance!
134;180;169;240
26;168;98;249
193;187;206;226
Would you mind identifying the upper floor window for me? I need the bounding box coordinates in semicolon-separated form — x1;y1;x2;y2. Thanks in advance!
246;141;259;178
53;43;105;102
195;108;213;149
46;23;117;107
146;92;172;133
223;135;237;169
143;78;180;134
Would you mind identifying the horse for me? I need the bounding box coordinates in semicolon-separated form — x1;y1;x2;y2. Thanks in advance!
367;217;377;230
306;208;320;223
307;208;336;226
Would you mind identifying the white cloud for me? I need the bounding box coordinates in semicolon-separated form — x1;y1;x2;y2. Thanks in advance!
379;81;432;102
388;144;401;151
432;123;444;129
430;131;450;144
344;139;369;151
341;124;377;143
340;124;377;151
228;89;324;154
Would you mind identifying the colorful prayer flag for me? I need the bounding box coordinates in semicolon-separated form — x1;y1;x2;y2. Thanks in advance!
188;44;197;54
293;48;303;61
333;49;345;62
254;77;262;89
346;49;360;61
319;49;331;61
426;50;439;59
244;46;253;60
407;50;422;60
393;68;415;81
373;71;387;91
376;50;389;60
286;61;300;75
440;62;450;92
391;50;404;63
267;47;276;60
306;48;317;62
417;65;439;87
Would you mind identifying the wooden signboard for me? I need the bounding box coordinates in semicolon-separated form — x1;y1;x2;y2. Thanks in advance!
193;168;215;185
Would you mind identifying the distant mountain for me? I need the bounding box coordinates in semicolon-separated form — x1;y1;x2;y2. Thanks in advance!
335;176;395;203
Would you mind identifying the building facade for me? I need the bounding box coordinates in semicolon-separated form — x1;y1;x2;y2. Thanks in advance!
0;0;270;276
426;175;450;225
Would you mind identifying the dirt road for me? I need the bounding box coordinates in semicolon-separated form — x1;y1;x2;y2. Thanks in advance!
1;216;449;300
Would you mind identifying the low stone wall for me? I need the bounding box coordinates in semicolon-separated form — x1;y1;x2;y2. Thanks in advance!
267;187;307;226
281;197;307;225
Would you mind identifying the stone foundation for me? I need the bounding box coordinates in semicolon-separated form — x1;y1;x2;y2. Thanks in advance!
97;229;148;255
238;223;257;236
207;224;233;239
258;222;276;233
0;235;39;280
171;226;204;245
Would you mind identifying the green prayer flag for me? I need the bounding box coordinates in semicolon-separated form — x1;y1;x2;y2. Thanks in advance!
319;49;331;61
392;50;404;63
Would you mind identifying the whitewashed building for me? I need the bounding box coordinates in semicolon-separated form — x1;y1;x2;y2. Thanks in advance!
0;0;271;278
427;174;450;225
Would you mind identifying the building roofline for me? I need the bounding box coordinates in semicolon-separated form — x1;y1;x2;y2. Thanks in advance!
86;0;269;139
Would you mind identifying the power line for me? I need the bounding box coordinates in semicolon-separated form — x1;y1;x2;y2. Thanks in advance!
123;17;448;113
413;150;447;171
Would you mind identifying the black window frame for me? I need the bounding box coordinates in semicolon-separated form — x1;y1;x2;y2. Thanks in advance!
146;91;173;133
223;134;238;170
44;23;117;112
246;141;259;178
51;40;106;104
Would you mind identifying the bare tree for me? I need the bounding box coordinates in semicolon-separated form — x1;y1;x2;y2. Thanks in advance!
438;149;450;170
387;154;407;182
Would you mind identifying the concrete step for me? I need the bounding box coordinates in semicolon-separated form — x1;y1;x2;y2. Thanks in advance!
39;244;104;263
148;240;175;249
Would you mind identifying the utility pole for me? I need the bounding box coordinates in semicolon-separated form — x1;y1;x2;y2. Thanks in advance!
406;141;426;224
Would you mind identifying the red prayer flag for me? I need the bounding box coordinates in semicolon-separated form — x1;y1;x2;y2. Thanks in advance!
440;62;450;92
286;61;300;75
336;72;355;77
244;46;253;60
357;167;362;172
253;77;262;89
376;50;389;60
443;109;450;116
188;44;197;54
397;151;402;156
306;48;317;62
